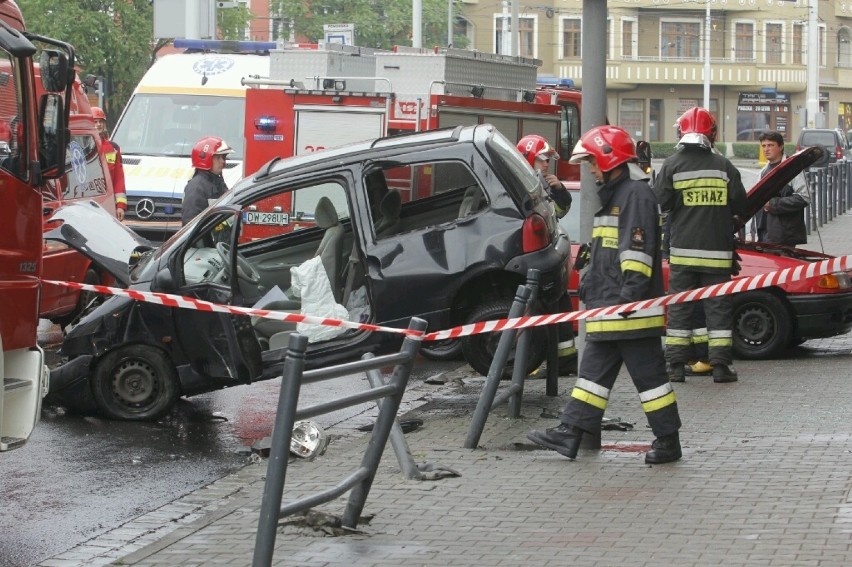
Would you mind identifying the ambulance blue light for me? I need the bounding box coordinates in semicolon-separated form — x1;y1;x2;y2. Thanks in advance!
254;116;278;132
164;205;175;214
174;39;277;53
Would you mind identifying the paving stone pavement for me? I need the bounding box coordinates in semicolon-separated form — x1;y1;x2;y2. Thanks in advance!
39;212;852;567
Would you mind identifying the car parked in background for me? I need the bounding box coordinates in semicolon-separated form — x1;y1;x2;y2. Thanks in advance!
46;124;571;420
796;128;850;168
563;147;852;360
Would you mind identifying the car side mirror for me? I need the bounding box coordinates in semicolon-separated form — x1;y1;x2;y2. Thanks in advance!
151;268;176;292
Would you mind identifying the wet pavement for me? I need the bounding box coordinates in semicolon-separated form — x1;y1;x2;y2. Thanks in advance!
31;208;852;566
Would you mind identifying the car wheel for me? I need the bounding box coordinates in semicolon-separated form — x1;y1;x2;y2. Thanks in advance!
420;338;464;361
461;299;547;379
92;345;180;421
732;291;793;359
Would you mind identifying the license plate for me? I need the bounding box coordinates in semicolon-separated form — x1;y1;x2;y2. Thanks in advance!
243;211;290;225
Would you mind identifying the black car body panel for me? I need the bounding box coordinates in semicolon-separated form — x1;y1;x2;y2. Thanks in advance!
48;124;571;417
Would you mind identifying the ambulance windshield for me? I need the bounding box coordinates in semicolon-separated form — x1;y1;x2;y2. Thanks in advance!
112;93;246;160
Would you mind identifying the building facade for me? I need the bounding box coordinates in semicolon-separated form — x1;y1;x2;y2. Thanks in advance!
460;0;852;144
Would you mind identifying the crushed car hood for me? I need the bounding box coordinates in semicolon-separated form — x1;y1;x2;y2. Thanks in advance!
43;200;153;286
738;146;823;228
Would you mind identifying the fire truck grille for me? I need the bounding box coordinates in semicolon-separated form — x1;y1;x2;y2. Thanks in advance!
126;196;183;222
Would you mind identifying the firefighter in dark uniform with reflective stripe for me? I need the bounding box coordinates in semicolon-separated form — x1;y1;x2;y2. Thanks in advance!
527;125;683;464
516;134;577;375
654;107;747;383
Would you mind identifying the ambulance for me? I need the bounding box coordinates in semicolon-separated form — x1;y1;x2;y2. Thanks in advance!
110;39;273;240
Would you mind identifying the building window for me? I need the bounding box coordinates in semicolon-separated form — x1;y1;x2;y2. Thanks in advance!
649;99;662;142
606;19;611;59
839;28;852;68
562;17;581;58
620;99;644;139
622;18;636;60
792;23;803;65
766;23;783;65
734;22;754;62
494;15;536;57
819;24;827;67
661;21;700;59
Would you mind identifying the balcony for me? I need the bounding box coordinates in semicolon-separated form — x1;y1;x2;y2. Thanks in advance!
556;56;808;92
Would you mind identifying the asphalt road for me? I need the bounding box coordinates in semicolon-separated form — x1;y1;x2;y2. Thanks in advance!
0;327;462;567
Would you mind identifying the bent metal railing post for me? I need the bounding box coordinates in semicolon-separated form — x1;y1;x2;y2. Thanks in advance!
252;317;427;567
464;269;539;449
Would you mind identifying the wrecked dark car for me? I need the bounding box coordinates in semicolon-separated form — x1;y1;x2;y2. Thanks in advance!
47;124;571;420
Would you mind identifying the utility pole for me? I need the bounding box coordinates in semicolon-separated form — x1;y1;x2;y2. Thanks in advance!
806;0;820;127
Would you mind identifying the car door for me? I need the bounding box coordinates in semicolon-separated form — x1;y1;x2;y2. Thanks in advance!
168;206;263;385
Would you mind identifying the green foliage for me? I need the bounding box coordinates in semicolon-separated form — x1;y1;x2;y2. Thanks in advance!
714;142;727;156
19;0;154;123
218;5;253;41
18;1;251;123
648;142;678;159
732;143;761;159
785;143;797;156
272;0;468;50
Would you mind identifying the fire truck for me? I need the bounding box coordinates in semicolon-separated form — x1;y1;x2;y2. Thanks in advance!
0;0;75;451
238;44;583;239
243;44;582;180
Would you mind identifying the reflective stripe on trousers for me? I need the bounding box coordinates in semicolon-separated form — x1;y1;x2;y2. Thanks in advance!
561;338;681;438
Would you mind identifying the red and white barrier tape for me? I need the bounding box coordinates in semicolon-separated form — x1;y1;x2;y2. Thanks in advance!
44;253;852;342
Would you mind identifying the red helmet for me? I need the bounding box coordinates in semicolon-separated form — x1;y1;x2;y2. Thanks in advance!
191;136;233;170
676;106;717;143
568;125;636;172
516;134;557;167
91;106;106;121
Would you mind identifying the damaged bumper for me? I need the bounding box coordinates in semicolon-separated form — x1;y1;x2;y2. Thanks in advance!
45;355;98;412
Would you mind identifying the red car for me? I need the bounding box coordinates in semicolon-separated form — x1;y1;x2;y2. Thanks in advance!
38;76;122;327
562;147;852;359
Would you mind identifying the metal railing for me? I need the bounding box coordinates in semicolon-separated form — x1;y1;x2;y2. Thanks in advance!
252;317;427;567
464;269;558;449
805;160;852;233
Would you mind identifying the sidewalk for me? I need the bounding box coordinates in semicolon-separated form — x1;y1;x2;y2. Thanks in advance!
41;213;852;567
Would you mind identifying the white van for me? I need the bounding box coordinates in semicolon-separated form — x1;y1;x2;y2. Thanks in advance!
111;40;271;240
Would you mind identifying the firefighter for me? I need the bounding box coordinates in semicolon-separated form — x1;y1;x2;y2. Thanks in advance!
516;134;577;375
516;134;573;218
92;106;126;220
526;125;682;464
654;107;747;383
182;136;233;225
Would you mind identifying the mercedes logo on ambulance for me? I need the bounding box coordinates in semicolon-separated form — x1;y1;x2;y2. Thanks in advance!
135;198;155;219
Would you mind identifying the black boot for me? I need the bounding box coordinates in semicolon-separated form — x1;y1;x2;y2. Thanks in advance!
712;364;738;383
527;423;584;459
667;362;685;383
644;432;682;464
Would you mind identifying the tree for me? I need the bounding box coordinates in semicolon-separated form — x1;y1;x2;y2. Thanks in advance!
19;0;155;123
271;0;468;50
18;1;252;123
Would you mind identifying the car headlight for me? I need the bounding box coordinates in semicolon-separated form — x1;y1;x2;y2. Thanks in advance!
818;272;852;289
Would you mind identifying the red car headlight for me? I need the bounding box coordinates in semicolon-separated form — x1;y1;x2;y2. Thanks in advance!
818;272;852;290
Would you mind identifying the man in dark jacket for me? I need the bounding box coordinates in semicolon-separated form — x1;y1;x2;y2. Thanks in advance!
526;125;682;465
752;131;809;245
182;136;233;225
654;107;747;384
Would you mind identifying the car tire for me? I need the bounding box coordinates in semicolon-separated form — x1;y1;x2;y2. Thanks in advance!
732;291;793;359
420;338;464;361
92;345;180;421
461;299;547;379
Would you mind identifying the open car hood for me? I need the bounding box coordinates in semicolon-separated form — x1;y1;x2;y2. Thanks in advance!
738;146;824;229
44;201;153;287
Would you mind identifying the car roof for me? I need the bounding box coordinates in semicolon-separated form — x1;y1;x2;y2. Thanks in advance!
242;124;488;187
